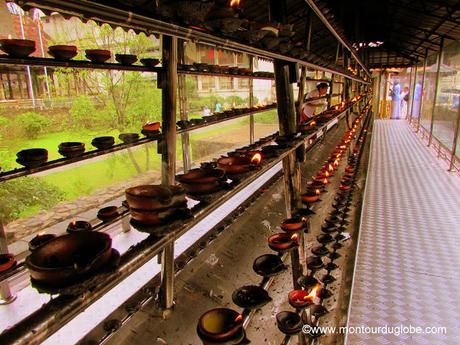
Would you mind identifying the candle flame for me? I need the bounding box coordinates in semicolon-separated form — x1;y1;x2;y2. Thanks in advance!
323;178;328;184
303;284;320;300
230;0;240;7
235;314;243;322
251;153;262;165
328;164;334;171
291;233;299;241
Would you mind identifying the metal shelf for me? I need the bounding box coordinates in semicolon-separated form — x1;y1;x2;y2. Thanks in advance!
0;134;162;183
0;55;162;73
176;105;277;134
9;0;369;84
0;103;360;344
178;68;274;80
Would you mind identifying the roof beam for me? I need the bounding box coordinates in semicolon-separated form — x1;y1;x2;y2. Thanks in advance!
389;1;460;25
303;0;371;78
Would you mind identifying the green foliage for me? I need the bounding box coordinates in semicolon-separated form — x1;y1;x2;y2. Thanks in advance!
69;95;97;129
0;177;65;223
15;112;51;139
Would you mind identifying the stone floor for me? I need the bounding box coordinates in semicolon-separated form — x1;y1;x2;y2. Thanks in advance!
346;120;460;345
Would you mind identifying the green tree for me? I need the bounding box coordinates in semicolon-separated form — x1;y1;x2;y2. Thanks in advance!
69;95;97;129
15;112;51;139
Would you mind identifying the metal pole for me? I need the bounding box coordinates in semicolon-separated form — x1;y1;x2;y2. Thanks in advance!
406;65;413;120
375;71;382;116
36;13;51;102
159;35;177;310
416;49;428;132
409;64;418;123
178;40;191;171
428;37;444;147
249;56;255;144
449;97;460;171
18;9;36;108
0;222;16;304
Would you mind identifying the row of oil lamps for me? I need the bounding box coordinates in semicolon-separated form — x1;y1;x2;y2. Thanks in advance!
194;105;370;344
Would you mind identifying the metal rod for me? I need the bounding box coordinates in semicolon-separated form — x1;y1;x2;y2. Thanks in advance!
249;56;255;144
416;49;429;132
449;97;460;171
0;221;16;304
178;40;191;172
409;63;418;122
428;37;444;147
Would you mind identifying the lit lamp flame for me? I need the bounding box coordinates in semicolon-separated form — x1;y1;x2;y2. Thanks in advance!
315;189;321;195
334;105;339;110
230;0;240;7
8;34;12;39
303;284;320;301
325;171;329;177
235;314;243;322
328;164;334;171
323;178;328;184
38;231;46;236
310;121;316;127
251;153;262;165
290;233;299;241
334;159;339;166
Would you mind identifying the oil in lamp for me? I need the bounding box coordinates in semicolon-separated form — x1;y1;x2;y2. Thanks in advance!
67;220;92;233
29;232;56;251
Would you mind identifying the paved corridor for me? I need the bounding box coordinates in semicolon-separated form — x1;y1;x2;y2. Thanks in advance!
346;120;460;345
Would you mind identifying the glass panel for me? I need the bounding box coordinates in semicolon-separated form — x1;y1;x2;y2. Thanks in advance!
0;12;162;253
419;54;439;130
432;40;460;153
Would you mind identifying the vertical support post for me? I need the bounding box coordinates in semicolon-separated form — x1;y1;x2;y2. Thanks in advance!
409;64;418;123
297;66;307;122
178;40;191;171
406;64;414;120
416;49;428;132
249;56;255;144
0;222;16;304
449;97;460;171
428;37;444;147
159;35;177;311
375;71;382;116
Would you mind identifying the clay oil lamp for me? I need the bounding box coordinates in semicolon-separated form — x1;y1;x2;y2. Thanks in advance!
140;58;160;67
97;206;119;222
297;274;319;289
340;184;352;191
119;133;139;144
280;217;307;232
317;233;334;245
268;233;299;252
67;220;92;233
318;286;333;300
295;207;315;217
48;45;78;60
232;285;272;309
288;284;319;309
324;262;338;272
91;136;115;150
141;121;161;137
276;311;302;335
252;254;287;277
115;53;138;65
29;232;56;251
0;253;17;274
306;256;324;271
16;148;48;168
0;35;35;57
320;273;336;285
85;49;111;63
197;308;244;344
335;233;347;242
58;142;85;158
321;223;339;234
310;304;329;318
306;179;326;191
177;168;225;195
312;245;330;257
25;232;113;286
217;156;253;175
301;188;321;204
329;252;341;261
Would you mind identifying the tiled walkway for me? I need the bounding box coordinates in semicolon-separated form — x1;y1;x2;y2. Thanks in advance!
346;120;460;345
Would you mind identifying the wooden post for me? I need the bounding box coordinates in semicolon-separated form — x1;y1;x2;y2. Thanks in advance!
297;66;307;122
428;37;444;147
159;35;178;311
416;49;428;132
